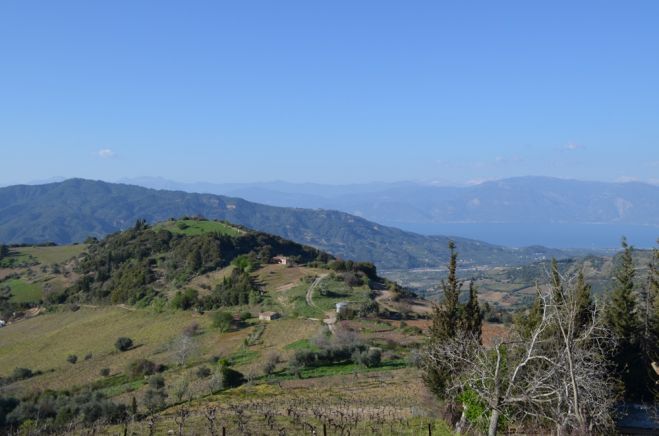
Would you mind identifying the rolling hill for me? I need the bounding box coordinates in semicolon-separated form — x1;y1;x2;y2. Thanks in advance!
0;220;450;435
0;179;568;269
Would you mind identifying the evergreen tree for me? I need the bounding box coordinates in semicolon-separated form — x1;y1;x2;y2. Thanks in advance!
426;241;464;397
550;258;564;303
643;243;659;398
0;244;9;260
604;238;647;400
461;280;482;342
516;287;543;338
574;269;593;332
429;241;463;341
651;244;659;346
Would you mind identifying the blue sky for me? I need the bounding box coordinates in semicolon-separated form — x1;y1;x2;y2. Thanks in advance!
1;1;658;185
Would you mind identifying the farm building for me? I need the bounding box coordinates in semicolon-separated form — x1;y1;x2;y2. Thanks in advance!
336;302;349;315
273;255;288;265
259;311;281;321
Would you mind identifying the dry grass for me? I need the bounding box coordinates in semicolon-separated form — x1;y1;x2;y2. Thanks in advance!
15;244;86;265
0;306;250;395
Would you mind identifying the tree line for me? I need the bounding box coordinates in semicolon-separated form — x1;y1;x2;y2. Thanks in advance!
423;238;658;435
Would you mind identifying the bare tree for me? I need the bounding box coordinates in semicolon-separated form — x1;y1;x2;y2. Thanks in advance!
174;404;190;436
173;333;198;366
204;406;219;436
425;277;617;435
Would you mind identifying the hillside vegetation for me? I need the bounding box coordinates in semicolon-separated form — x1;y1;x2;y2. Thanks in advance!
0;179;570;269
0;218;454;434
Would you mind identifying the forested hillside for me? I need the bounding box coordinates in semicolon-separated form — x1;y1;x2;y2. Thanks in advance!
0;179;568;269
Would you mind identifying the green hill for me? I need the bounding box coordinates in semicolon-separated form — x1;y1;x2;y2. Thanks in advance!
0;219;450;435
0;179;568;269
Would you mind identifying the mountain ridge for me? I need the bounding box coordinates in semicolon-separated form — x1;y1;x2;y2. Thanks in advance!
120;176;659;227
0;179;568;269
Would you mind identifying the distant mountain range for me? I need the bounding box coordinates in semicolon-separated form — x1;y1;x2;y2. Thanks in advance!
121;176;659;226
120;176;659;248
0;179;569;269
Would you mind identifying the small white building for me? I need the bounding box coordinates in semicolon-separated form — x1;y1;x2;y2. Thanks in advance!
336;302;349;315
259;311;281;321
273;255;288;265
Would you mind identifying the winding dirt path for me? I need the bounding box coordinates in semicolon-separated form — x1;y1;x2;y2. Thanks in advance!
305;274;327;308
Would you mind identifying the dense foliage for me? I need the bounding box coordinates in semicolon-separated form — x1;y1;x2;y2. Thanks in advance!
67;219;329;305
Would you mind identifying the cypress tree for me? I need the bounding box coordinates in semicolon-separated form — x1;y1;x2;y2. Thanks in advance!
605;238;646;400
550;258;565;303
516;285;543;339
429;241;463;341
605;239;639;339
461;280;482;342
574;269;593;332
644;243;659;396
426;241;464;397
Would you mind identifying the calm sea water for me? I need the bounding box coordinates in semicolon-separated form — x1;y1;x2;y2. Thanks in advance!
391;222;659;249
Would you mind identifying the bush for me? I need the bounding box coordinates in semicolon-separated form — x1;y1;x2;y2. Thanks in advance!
212;311;234;332
143;377;167;411
220;366;245;389
171;288;199;310
196;366;212;379
84;353;93;361
127;359;157;378
11;368;33;381
352;348;382;368
239;311;252;321
262;353;279;376
115;337;134;352
148;374;165;389
67;355;78;364
182;322;200;337
100;368;111;377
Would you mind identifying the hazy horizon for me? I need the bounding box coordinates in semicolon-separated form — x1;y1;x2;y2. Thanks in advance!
2;2;659;185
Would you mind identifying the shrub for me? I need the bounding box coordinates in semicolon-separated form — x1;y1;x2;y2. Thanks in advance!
212;311;234;332
171;288;199;310
127;359;157;378
115;337;134;352
143;376;167;411
100;368;111;377
67;355;78;364
84;353;93;361
148;374;165;389
182;322;200;337
209;365;245;392
352;348;381;368
239;311;252;321
11;368;33;381
262;353;279;376
196;366;212;379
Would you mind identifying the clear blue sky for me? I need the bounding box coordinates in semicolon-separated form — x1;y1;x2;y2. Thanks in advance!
1;1;658;185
